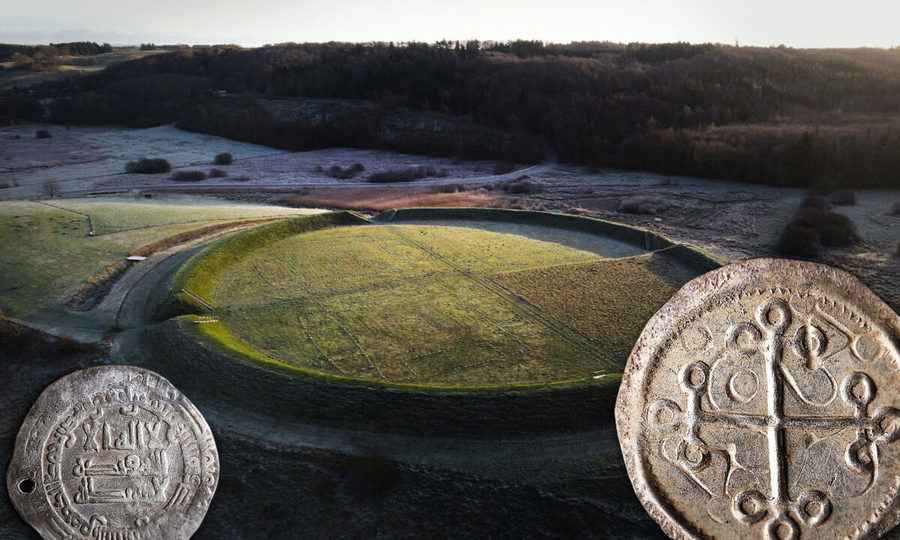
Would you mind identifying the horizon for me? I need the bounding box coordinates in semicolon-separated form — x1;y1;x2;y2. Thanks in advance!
5;38;900;51
3;0;899;49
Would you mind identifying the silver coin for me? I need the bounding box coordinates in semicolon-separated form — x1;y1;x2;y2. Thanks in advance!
7;365;219;539
616;258;900;540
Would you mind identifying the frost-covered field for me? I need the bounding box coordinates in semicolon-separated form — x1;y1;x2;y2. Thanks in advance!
1;123;896;310
0;124;285;197
518;165;900;311
0;124;496;199
206;147;496;186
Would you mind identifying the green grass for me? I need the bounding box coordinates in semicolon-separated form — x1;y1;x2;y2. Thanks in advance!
183;219;700;387
0;199;316;319
47;198;308;235
495;252;700;364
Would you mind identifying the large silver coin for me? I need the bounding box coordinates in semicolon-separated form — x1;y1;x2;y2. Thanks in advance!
616;259;900;540
7;365;219;539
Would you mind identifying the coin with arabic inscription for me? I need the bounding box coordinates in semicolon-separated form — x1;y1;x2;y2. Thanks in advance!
7;365;219;539
616;259;900;540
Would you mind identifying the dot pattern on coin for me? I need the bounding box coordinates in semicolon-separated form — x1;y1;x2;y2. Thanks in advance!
616;259;900;540
6;366;219;540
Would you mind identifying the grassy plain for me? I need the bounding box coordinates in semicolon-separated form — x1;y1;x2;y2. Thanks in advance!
197;223;695;386
46;198;304;234
0;198;313;318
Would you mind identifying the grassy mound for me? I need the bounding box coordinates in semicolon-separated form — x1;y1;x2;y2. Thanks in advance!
175;214;704;387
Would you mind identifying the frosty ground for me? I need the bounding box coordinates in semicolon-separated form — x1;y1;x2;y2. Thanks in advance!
1;123;897;310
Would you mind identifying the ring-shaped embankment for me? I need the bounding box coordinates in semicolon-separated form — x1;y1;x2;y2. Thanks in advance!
146;208;720;433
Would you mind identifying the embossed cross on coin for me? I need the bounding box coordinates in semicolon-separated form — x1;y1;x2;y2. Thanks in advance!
616;260;900;540
660;298;900;539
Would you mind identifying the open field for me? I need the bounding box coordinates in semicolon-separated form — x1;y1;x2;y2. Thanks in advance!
46;196;307;234
0;197;317;319
824;193;900;309
1;124;895;313
0;124;499;199
0;124;286;197
0;48;165;90
181;219;699;386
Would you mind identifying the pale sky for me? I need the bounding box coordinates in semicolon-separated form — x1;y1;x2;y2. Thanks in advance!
2;0;898;48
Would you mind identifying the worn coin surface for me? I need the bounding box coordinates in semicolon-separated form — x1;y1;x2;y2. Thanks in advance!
7;365;219;539
616;259;900;540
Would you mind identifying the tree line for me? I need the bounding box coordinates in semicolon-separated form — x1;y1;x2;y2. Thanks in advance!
0;41;112;61
5;41;900;188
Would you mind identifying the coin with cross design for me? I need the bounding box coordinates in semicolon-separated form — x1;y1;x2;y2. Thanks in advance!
7;365;219;539
616;259;900;540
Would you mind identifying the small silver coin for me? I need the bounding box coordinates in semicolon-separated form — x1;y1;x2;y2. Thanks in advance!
615;258;900;540
7;365;219;539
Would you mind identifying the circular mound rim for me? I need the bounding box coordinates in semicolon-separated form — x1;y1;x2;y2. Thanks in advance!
163;207;722;394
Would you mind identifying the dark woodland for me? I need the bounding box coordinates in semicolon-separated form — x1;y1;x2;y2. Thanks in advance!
4;41;900;188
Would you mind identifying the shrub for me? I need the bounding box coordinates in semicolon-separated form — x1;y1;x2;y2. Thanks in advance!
171;170;207;182
326;164;365;179
829;190;857;206
501;179;542;195
801;193;831;210
792;208;857;246
126;158;171;174
208;168;228;178
618;195;665;215
368;166;449;183
214;152;233;165
35;129;51;139
890;201;900;216
324;163;365;179
778;223;820;258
